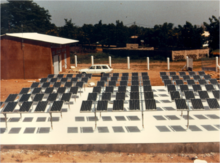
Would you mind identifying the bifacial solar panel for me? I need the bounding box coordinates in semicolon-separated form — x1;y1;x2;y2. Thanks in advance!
191;99;204;109
66;74;73;78
205;84;215;91
131;81;139;86
113;73;119;77
184;91;195;100
170;91;181;100
42;82;50;88
132;72;139;76
122;73;129;77
132;77;139;81
80;101;92;111
143;80;151;86
204;75;211;80
35;101;48;112
161;75;169;80
44;87;54;94
189;71;196;76
179;72;186;76
19;101;32;112
183;75;190;81
31;82;39;88
171;75;179;81
145;99;156;110
81;77;88;83
87;93;97;101
57;74;64;78
76;82;83;88
160;72;167;76
169;72;176;76
61;78;67;82
209;79;218;85
93;86;101;93
102;73;110;77
175;80;184;85
50;101;63;112
144;92;154;99
207;99;220;109
3;102;17;112
85;74;92;79
65;82;72;87
129;100;140;110
212;90;220;99
167;85;176;92
186;79;196;85
5;94;18;102
121;77;128;81
198;91;209;99
130;86;139;92
61;93;71;101
142;72;148;76
57;87;66;94
192;84;202;92
101;93;111;101
97;101;108;111
97;81;105;87
110;77;118;81
198;71;205;76
193;75;201;80
120;81;128;86
33;94;44;102
105;86;114;93
40;78;47;83
48;74;54;78
163;79;172;86
32;88;42;94
198;79;207;85
142;76;149;80
113;100;124;111
47;93;58;101
53;82;61;88
50;78;57;83
175;99;187;110
118;86;127;92
19;94;31;102
71;78;78;82
109;81;116;86
143;85;152;92
130;92;139;100
100;77;108;82
180;85;189;92
19;88;30;94
116;92;126;100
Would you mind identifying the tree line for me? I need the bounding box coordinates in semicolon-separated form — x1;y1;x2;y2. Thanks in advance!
1;1;219;50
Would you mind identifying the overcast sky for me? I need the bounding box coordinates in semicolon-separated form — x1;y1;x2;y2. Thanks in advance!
5;0;220;27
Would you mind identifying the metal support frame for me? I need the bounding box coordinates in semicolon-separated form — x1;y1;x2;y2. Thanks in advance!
50;112;53;129
4;113;7;130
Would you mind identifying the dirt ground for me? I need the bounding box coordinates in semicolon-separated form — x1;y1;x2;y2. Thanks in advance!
0;61;219;162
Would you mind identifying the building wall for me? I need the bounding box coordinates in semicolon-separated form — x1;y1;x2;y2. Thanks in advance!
172;49;209;61
1;37;52;79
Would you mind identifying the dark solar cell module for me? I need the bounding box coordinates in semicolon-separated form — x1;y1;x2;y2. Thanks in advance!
132;72;138;76
76;74;82;78
76;82;83;88
53;82;61;87
167;85;176;92
61;93;71;101
212;90;220;99
5;94;18;102
198;91;209;99
184;91;195;99
209;79;218;85
71;78;78;82
132;77;139;81
170;91;180;100
175;80;184;85
93;86;101;93
192;85;202;92
105;86;114;93
120;81;128;86
145;99;156;110
61;78;67;82
143;80;151;86
218;84;220;89
142;72;148;76
102;93;111;101
142;76;149;80
40;78;47;83
50;101;63;112
198;71;205;76
113;100;124;110
47;74;54;78
80;101;92;111
205;84;215;91
113;73;119;77
109;81;116;86
161;75;169;80
131;80;139;86
122;73;129;77
42;82;50;88
180;85;189;92
198;79;207;85
19;94;31;102
44;87;54;94
57;87;66;94
175;99;187;110
131;86;139;92
85;74;92;79
57;74;64;78
160;72;167;76
31;82;39;88
102;73;110;77
207;99;220;109
163;80;172;86
189;71;196;76
97;81;105;87
116;92;126;100
32;88;42;94
143;85;152;92
66;74;73;78
169;72;176;76
118;86;127;92
33;94;44;101
81;77;88;83
35;101;48;112
111;77;118;81
19;87;30;94
121;77;128;81
179;72;186;76
183;75;190;81
50;78;57;83
87;93;97;101
144;92;154;99
65;82;72;87
187;80;195;85
101;77;108;82
129;100;140;110
3;102;17;112
47;93;58;101
130;92;139;100
19;101;32;112
193;75;201;80
204;75;211;80
97;101;108;111
172;75;179;80
191;99;204;109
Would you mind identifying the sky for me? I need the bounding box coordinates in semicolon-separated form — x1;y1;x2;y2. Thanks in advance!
3;0;220;27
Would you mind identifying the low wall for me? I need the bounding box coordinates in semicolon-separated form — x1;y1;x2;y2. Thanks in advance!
172;49;209;61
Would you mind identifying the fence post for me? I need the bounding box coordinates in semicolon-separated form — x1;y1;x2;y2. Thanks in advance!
109;56;111;67
91;55;94;66
167;57;170;70
127;56;130;69
216;57;218;72
147;57;149;70
75;55;77;67
186;56;189;68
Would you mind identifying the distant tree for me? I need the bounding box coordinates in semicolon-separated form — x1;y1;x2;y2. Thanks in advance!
59;19;78;39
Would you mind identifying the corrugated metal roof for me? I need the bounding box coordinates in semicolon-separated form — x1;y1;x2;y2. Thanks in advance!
3;32;78;44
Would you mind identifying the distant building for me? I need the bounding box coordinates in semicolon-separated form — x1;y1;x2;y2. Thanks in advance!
1;33;78;79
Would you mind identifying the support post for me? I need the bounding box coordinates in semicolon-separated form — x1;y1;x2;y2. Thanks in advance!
75;55;77;67
94;106;97;129
216;57;218;72
68;103;70;110
147;57;149;70
186;56;189;69
109;56;111;67
91;56;94;66
61;111;62;118
127;57;130;69
167;57;170;70
142;110;144;128
187;110;189;129
20;113;22;119
4;114;7;130
50;113;53;129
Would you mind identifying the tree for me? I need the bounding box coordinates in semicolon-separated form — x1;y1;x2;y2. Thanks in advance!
58;19;78;39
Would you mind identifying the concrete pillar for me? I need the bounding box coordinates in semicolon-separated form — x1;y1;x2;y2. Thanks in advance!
167;57;170;70
91;56;94;66
186;56;189;68
109;56;111;67
147;57;149;70
127;56;130;69
75;55;77;67
216;57;218;72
